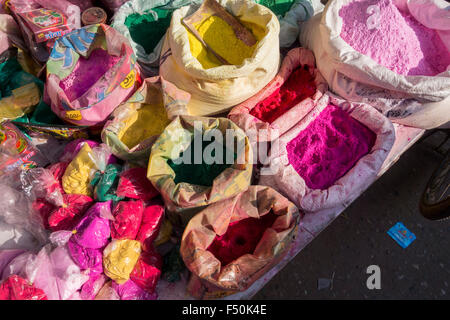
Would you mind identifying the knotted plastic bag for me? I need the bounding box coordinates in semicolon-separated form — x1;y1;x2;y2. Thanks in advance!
111;200;144;240
91;163;123;202
103;239;141;284
47;194;94;231
116;167;159;201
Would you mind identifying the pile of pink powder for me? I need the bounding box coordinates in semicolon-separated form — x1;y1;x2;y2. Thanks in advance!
287;105;376;190
59;48;121;102
339;0;450;76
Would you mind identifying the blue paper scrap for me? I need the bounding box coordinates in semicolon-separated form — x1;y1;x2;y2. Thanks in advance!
387;222;416;248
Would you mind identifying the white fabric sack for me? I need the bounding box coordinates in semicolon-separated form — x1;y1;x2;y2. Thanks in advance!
299;0;450;129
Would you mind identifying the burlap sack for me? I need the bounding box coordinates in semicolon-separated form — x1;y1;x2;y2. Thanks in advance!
159;0;280;116
102;76;190;166
147;115;253;225
259;92;395;213
181;185;301;299
228;47;327;145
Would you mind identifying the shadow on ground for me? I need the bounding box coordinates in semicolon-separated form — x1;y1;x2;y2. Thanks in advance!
254;131;450;299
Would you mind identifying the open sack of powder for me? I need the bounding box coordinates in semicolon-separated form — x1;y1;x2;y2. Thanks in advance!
147;116;253;226
101;76;190;166
299;0;450;129
111;0;202;77
159;0;280;116
46;24;141;127
259;93;395;213
228;47;327;146
180;185;301;299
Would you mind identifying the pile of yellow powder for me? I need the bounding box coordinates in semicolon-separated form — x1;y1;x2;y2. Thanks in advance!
118;102;170;150
187;15;266;69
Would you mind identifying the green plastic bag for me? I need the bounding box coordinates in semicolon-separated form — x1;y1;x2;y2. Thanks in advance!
91;164;124;202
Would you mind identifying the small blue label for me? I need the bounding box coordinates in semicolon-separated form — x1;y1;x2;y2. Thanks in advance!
387;222;416;248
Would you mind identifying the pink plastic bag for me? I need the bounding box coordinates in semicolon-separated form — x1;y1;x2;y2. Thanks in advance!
72;201;111;249
112;279;157;300
111;200;144;240
229;48;328;145
259;93;396;212
116;167;159;201
136;199;164;253
80;273;106;300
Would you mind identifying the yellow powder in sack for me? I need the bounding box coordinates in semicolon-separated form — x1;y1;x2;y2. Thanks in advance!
103;239;141;284
118;102;170;150
62;143;97;196
187;15;266;69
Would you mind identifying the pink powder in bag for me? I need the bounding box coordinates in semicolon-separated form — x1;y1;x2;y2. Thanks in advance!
339;0;450;76
287;105;376;190
59;48;121;102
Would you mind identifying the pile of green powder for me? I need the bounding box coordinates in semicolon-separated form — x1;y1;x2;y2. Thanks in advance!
168;140;236;187
124;7;172;54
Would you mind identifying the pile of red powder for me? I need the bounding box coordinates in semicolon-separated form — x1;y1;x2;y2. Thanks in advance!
207;212;278;266
59;48;121;102
250;66;316;123
287;105;376;190
339;0;450;76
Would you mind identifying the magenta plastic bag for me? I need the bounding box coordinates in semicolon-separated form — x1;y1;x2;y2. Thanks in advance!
112;279;157;300
26;245;89;300
72;201;112;249
80;273;107;300
67;239;103;273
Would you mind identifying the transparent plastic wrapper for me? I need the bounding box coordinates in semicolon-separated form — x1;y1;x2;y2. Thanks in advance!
147;116;253;226
299;0;450;129
112;278;157;300
136;199;164;252
46;24;141;126
102;76;190;166
116;167;159;201
0;14;26;54
160;0;280;116
0;275;48;300
181;185;301;299
8;0;81;63
71;201;112;249
60;139;100;162
26;245;89;300
229;47;327;146
111;0;201;76
103;239;141;284
1;251;34;280
259;93;396;213
0;249;26;276
111;200;144;240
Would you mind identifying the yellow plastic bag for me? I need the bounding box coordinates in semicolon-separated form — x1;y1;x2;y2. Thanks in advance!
103;239;142;284
62;143;98;196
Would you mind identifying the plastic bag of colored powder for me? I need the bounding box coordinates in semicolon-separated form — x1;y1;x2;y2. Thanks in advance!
103;239;141;284
0;250;25;277
71;201;111;249
259;92;396;213
1;252;34;281
147;116;253;225
112;278;157;300
112;0;200;76
299;0;450;129
136;199;164;252
90;163;124;202
130;250;162;294
47;194;94;231
229;47;328;145
180;185;300;298
102;76;189;166
116;167;159;201
46;24;141;126
67;238;103;273
0;275;47;300
79;273;106;300
110;200;144;240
